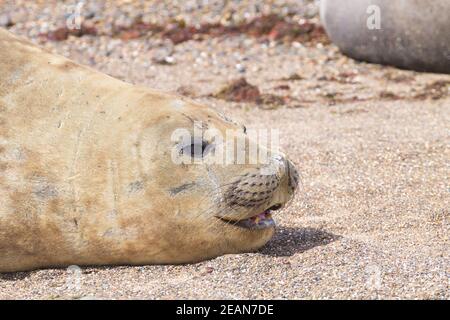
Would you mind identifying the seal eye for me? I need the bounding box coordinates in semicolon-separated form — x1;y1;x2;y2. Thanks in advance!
181;140;213;158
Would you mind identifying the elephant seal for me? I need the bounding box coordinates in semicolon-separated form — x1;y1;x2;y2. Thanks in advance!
0;29;298;272
321;0;450;74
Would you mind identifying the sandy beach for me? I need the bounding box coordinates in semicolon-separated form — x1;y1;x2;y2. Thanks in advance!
0;0;448;299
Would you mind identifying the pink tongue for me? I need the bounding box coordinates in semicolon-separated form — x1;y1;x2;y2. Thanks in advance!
251;212;268;221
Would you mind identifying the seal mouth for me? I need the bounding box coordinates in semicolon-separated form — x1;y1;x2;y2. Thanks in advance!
218;204;283;230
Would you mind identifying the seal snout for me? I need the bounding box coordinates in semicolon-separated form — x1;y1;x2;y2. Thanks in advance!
217;156;299;230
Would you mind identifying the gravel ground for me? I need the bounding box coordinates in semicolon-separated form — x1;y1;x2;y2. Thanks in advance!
0;0;449;299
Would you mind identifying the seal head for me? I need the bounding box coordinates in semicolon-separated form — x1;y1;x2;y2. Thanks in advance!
0;28;298;271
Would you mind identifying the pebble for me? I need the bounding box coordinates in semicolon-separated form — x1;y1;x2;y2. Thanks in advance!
0;13;13;27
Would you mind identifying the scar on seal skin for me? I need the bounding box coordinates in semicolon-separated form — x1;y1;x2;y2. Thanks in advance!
0;28;299;272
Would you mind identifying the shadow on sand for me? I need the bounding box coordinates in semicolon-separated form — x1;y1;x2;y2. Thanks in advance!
0;271;30;281
259;226;341;257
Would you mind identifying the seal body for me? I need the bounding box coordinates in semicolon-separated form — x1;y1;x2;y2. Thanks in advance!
0;29;298;272
321;0;450;74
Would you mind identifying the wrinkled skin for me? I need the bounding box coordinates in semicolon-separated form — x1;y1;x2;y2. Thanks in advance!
0;29;298;272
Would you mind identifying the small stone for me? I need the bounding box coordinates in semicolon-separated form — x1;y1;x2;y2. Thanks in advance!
163;56;176;64
200;266;214;275
0;14;13;27
205;267;214;273
235;63;246;73
152;44;176;65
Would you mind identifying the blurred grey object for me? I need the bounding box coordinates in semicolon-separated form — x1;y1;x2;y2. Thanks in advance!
320;0;450;74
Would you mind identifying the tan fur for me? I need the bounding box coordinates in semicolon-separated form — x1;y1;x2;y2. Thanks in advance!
0;28;297;272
